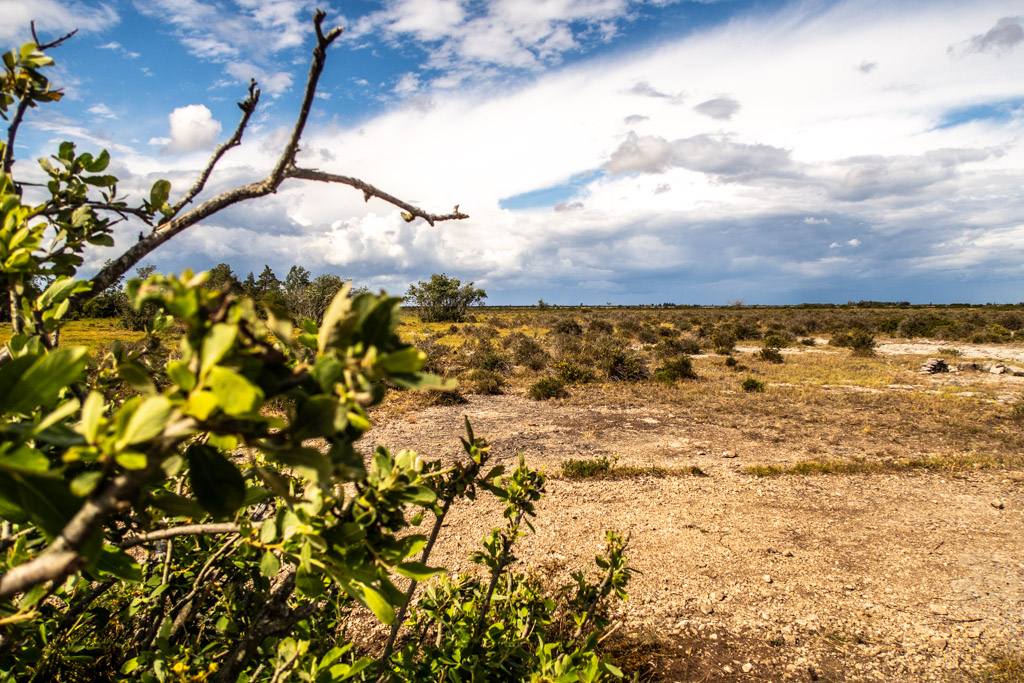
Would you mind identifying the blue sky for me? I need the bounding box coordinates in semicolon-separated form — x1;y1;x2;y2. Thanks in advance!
3;0;1024;304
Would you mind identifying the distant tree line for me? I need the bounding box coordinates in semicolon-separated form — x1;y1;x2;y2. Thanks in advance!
72;263;364;329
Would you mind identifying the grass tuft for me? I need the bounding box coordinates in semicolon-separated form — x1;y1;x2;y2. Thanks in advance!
744;455;1005;477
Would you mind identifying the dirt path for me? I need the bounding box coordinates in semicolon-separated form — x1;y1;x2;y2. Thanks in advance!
371;395;1024;681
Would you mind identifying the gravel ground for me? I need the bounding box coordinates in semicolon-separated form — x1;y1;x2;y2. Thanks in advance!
369;393;1024;682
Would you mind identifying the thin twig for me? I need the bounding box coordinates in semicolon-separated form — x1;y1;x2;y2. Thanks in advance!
287;167;470;227
169;80;261;217
118;523;240;550
30;23;78;51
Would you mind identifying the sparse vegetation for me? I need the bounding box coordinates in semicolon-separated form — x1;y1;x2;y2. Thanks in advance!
742;377;766;392
528;376;569;400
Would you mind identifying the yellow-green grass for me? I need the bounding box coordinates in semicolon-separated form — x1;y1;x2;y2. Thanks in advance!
1;318;143;355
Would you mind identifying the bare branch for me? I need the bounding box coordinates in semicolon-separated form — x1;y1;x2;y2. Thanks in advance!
287;167;470;227
169;80;261;217
118;523;240;550
2;98;30;176
268;10;344;186
30;22;78;51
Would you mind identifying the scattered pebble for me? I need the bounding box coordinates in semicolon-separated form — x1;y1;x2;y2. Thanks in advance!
991;499;1004;509
722;450;738;458
763;574;773;584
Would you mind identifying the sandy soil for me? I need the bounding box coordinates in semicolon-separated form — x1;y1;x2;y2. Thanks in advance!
367;342;1024;681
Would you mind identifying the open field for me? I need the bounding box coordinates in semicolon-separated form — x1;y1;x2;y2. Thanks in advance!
366;306;1024;682
8;308;1024;680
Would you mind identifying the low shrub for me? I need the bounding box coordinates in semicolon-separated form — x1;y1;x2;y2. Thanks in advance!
601;349;650;381
512;335;550;371
758;347;784;364
725;356;738;368
561;456;614;478
588;318;615;335
469;369;505;395
636;326;659;344
849;330;877;356
800;337;817;346
552;318;583;335
742;377;765;392
475;346;513;374
528;377;568;400
711;329;736;355
762;332;789;349
654;356;697;383
553;360;595;383
657;325;680;338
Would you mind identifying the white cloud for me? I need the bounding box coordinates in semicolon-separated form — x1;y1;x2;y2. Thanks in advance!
225;62;293;96
694;96;740;120
163;104;222;153
81;0;1024;303
0;0;118;43
87;103;118;119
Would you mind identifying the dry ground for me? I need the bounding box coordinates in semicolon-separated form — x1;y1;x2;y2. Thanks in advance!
369;341;1024;682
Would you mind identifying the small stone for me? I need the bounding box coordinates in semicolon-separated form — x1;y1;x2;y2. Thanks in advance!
722;450;738;458
930;638;948;650
929;604;948;615
742;663;753;673
966;627;983;638
722;665;733;674
700;604;714;615
783;550;794;557
783;634;797;646
697;450;707;457
991;499;1005;509
763;574;773;584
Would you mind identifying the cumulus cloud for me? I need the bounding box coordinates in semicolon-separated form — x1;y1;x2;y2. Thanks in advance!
955;16;1024;55
857;60;877;73
693;96;740;120
847;238;860;246
163;104;222;153
623;114;649;124
554;200;585;211
829;148;998;201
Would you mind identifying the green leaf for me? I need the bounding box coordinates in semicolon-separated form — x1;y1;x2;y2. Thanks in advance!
355;583;395;625
117;361;156;394
200;323;237;378
395;562;445;582
70;471;104;497
187;444;245;518
379;347;426;374
150;491;205;518
0;471;79;540
166;360;196;393
37;277;83;309
296;565;324;598
259;551;280;578
150;179;171;209
0;447;50;473
115;395;172;450
94;544;143;582
82;149;110;173
3;347;88;414
292;396;347;441
207;366;263;416
115;451;147;470
318;284;353;353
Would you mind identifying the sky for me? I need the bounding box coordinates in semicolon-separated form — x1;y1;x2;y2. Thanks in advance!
3;0;1024;305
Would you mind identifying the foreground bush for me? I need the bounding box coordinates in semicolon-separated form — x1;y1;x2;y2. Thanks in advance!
654;356;697;383
528;377;569;400
0;26;630;682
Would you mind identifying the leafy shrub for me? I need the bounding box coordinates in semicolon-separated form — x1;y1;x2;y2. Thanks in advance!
561;455;614;478
762;332;789;349
588;318;615;335
742;377;766;392
0;31;632;683
600;349;650;382
511;335;550;371
725;356;738;368
758;347;784;363
848;330;877;356
469;369;505;395
528;377;569;400
800;337;817;346
711;329;736;355
656;325;680;338
636;326;659;344
654;336;702;357
406;273;487;322
553;360;594;383
654;356;697;383
552;318;583;335
474;342;513;374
